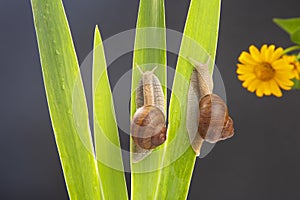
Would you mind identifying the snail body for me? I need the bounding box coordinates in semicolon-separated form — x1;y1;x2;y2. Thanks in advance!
131;66;166;162
186;57;234;155
135;68;165;114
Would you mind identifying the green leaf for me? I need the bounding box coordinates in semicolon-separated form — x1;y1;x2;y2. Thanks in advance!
156;0;221;199
31;0;103;199
292;78;300;89
291;28;300;45
274;18;300;44
273;18;300;35
93;26;128;200
130;0;166;199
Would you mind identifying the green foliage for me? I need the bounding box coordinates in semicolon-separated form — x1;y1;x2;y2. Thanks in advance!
93;26;128;200
31;0;103;199
32;0;222;199
155;0;221;199
130;0;166;199
274;18;300;89
292;78;300;90
291;29;300;44
293;53;300;90
274;18;300;44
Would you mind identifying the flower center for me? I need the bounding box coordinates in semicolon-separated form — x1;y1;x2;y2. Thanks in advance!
254;62;275;81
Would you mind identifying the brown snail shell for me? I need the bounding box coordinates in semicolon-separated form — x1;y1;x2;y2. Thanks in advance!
198;94;234;143
131;105;166;149
220;116;234;140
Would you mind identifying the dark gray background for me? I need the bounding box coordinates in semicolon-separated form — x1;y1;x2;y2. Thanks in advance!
1;0;300;199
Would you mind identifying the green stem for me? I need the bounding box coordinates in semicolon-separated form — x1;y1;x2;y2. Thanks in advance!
296;53;300;61
283;45;300;54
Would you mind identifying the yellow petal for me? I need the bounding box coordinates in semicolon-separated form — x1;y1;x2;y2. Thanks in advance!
242;76;256;87
272;59;293;70
294;71;300;79
270;80;282;97
248;79;260;92
274;75;294;86
256;85;264;97
295;63;300;72
236;64;254;74
260;45;268;61
283;55;296;63
270;47;283;62
263;82;271;95
274;78;294;90
276;71;295;79
238;52;258;65
249;45;262;62
238;73;256;81
265;45;275;61
277;83;293;90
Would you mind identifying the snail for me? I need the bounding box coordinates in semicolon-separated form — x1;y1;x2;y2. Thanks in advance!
131;66;166;162
186;57;234;155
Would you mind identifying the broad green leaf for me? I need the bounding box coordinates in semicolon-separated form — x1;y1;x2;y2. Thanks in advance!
156;0;221;199
274;18;300;44
291;28;300;45
130;0;166;199
93;26;128;200
31;0;102;199
273;18;300;35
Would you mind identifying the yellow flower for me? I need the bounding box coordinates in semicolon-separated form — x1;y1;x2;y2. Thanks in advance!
237;45;294;97
282;55;300;80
